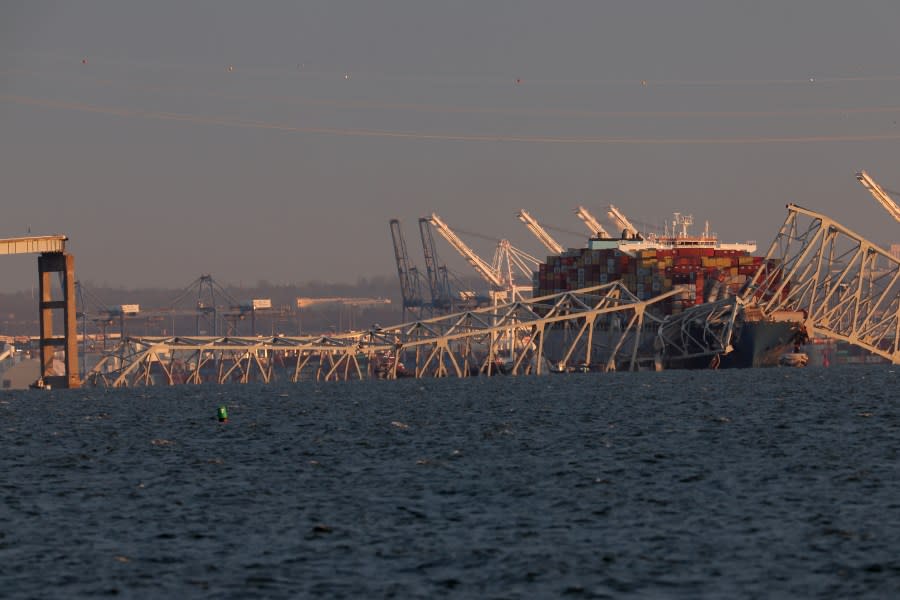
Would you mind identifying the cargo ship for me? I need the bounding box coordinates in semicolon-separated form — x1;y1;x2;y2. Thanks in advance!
533;213;805;369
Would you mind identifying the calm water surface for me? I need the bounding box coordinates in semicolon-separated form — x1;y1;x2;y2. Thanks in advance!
2;365;899;598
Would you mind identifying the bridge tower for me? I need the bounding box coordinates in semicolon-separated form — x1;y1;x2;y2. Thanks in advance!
38;252;81;388
1;235;80;388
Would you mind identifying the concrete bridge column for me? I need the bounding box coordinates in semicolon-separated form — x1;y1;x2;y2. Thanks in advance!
37;252;81;389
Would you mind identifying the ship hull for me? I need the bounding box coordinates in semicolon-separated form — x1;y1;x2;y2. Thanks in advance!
663;319;801;370
540;316;801;371
723;319;800;368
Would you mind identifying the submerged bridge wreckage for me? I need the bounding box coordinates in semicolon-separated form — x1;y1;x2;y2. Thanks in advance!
87;203;900;387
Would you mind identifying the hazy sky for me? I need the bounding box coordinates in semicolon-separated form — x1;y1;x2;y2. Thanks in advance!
3;1;900;293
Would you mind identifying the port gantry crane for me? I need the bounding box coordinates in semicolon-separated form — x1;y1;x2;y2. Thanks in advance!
418;217;455;313
427;213;505;293
607;204;640;238
575;205;611;239
856;170;900;224
492;240;542;300
517;209;565;255
164;274;247;336
427;213;538;302
389;219;426;321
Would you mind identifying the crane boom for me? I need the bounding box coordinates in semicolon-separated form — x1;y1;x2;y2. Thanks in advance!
575;205;610;238
517;209;564;254
607;204;639;238
856;170;900;223
428;213;505;289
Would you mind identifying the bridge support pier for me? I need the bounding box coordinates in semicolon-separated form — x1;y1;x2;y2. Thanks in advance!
38;252;81;389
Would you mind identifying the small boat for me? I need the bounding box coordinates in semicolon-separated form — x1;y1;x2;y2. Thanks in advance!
779;352;809;367
29;377;52;390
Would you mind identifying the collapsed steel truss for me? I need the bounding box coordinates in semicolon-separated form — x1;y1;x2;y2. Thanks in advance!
367;282;677;378
87;283;677;386
86;334;382;387
656;296;744;367
741;203;900;362
86;204;900;386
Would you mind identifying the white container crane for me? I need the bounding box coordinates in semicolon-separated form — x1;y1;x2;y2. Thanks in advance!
517;209;564;254
856;170;900;223
575;205;610;238
607;204;640;238
492;239;541;294
428;214;538;302
428;213;505;290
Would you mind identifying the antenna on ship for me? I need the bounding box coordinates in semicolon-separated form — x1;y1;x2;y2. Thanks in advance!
672;213;692;238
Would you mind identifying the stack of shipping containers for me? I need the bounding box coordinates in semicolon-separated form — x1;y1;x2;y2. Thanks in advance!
534;245;767;314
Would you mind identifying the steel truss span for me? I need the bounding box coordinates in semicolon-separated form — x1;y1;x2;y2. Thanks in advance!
87;334;384;387
743;203;900;363
87;283;677;387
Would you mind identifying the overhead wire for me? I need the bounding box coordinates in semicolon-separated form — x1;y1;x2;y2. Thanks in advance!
6;93;900;145
5;57;900;145
9;60;900;121
12;50;900;86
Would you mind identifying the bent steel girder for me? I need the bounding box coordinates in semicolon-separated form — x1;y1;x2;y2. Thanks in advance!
87;283;677;386
87;334;390;387
656;296;744;366
368;282;678;376
742;204;900;363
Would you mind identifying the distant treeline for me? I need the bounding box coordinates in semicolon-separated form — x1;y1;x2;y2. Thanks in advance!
0;276;397;336
0;274;488;337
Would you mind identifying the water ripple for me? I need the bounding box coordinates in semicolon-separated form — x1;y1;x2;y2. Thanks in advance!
1;365;899;597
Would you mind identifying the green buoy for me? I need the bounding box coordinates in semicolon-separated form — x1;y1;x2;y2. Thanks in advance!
217;405;228;423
